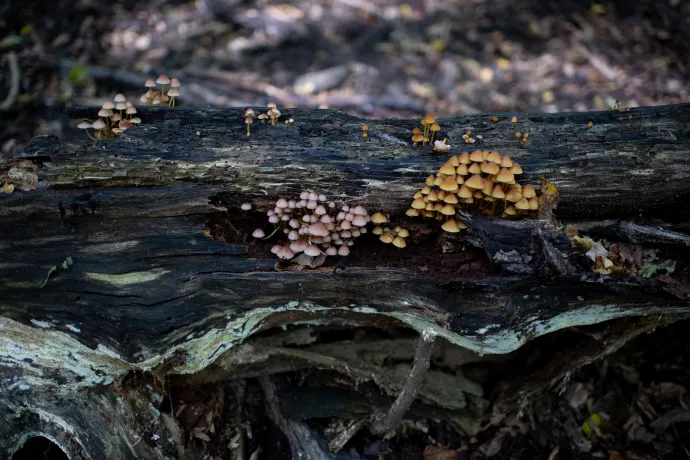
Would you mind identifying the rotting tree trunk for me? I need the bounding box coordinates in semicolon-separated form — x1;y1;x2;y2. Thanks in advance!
1;104;690;459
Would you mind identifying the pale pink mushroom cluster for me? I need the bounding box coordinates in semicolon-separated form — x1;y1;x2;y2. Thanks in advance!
252;191;370;260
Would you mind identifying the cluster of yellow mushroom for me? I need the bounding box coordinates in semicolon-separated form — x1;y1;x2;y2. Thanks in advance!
76;94;141;140
411;113;440;146
141;75;181;107
407;150;540;232
370;212;409;248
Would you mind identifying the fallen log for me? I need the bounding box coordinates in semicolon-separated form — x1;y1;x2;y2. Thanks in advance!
1;103;689;459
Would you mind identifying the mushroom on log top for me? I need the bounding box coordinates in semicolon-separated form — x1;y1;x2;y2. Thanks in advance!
1;104;690;459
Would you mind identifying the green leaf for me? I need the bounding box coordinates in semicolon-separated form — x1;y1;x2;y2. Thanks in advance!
69;66;90;86
0;35;22;48
640;260;675;279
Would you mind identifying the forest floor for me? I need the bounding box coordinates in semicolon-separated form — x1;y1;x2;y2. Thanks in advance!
2;0;690;459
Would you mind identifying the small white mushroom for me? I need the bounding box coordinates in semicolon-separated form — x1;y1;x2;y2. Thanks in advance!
304;245;321;257
270;244;282;254
276;198;288;208
326;246;338;256
252;228;265;238
241;203;252;211
338;246;350;256
352;215;367;227
309;223;330;237
290;240;308;253
268;215;279;224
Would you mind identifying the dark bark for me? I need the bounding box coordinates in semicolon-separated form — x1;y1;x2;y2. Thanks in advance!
1;104;690;459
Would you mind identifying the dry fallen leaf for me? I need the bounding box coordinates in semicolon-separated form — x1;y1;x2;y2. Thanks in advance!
0;183;14;193
423;445;460;460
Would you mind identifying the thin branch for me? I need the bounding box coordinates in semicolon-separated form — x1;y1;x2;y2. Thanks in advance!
369;328;437;435
0;52;20;111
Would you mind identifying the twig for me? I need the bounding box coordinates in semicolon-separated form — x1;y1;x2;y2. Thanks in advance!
328;418;367;452
369;328;437;435
0;52;20;111
258;375;336;460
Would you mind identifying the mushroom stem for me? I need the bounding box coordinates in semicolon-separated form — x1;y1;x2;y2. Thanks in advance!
429;132;435;144
261;225;282;240
85;129;96;141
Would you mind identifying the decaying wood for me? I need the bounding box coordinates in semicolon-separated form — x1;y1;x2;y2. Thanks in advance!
1;103;690;459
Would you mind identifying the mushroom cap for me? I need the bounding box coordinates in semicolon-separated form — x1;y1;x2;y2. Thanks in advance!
468;162;481;175
326;246;338;256
271;244;282;254
487;151;501;163
500;155;513;167
290;240;308;253
130;117;142;124
411;198;426;209
114;93;126;103
443;193;459;204
276;198;288;208
361;124;369;131
352;215;367;227
430;122;441;131
412;127;422;135
405;208;419;217
455;164;469;175
516;197;530;210
145;79;156;88
392;236;407;248
465;174;485;190
337;246;350;256
529;197;539;210
491;184;505;199
126;106;137;114
481;161;500;175
267;102;277;108
496;168;515;183
119;120;134;130
91;119;106;129
457;185;473;198
241;203;252;210
412;134;424;143
438;162;456;175
433;141;451;153
167;88;180;97
252;228;265;238
277;246;295;260
371;212;388;224
372;226;384;235
441;219;460;233
510;163;523;174
439;177;459;192
156;74;171;85
304;245;321;257
170;78;181;87
522;184;536;198
504;205;517;216
469;150;484;162
115;102;128;111
309;223;329;236
102;101;116;110
379;233;394;244
440;204;456;216
77;121;92;129
352;205;367;215
98;108;113;118
458;152;471;164
423;114;436;124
